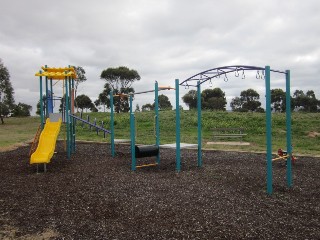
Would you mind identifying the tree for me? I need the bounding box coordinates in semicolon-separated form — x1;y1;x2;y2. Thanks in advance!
293;90;318;112
0;59;15;123
73;66;87;111
135;104;140;112
230;97;243;112
75;94;93;113
153;94;172;110
201;88;227;111
12;103;32;117
94;84;111;112
100;66;140;113
182;90;197;110
230;89;262;112
142;103;154;111
271;88;286;112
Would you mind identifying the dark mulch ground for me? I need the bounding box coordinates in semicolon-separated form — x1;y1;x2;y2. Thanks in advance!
0;142;319;239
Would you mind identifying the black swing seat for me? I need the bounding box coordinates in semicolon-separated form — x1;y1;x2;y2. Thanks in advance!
135;145;159;158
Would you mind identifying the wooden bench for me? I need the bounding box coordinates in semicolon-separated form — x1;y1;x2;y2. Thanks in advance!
212;128;247;142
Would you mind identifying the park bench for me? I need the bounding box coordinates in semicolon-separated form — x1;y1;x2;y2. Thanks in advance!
212;128;247;142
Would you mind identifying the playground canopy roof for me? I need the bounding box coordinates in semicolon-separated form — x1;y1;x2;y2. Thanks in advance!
35;66;77;80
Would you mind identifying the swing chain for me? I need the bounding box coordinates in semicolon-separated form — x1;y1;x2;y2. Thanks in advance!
242;70;245;79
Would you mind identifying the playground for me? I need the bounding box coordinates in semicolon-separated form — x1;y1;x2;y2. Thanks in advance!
1;142;320;239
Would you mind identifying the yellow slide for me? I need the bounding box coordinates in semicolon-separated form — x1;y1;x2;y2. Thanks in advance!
30;118;62;164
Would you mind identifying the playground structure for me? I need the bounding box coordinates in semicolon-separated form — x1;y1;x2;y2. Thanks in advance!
178;65;293;195
109;82;197;171
32;64;293;195
31;66;112;171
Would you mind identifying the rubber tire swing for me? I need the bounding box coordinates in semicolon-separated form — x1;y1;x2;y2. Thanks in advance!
135;145;159;158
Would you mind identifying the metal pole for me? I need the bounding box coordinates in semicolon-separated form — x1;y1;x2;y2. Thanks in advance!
45;76;48;118
39;72;44;129
197;81;202;167
175;79;181;172
130;95;136;171
110;91;115;157
155;81;160;164
285;70;292;188
65;75;70;159
265;66;273;194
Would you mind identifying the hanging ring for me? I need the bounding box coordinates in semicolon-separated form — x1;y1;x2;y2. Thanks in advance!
224;74;228;82
209;79;213;87
235;68;239;77
242;70;245;79
256;70;260;79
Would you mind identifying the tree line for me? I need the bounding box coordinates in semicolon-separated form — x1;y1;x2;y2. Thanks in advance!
1;61;319;125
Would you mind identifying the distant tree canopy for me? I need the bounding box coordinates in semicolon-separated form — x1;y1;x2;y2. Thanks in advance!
141;94;172;112
201;88;227;111
0;59;15;123
11;103;32;117
75;94;93;113
230;88;264;112
154;94;172;110
293;90;319;112
182;88;227;111
99;66;140;113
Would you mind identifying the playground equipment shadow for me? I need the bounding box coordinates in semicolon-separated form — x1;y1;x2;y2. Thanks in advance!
0;142;319;239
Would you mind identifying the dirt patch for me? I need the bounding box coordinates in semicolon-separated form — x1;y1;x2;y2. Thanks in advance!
308;131;320;138
0;142;320;239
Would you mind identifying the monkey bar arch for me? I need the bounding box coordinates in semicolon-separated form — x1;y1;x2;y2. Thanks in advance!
175;65;292;195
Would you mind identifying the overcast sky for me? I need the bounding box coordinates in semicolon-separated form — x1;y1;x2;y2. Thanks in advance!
1;0;319;114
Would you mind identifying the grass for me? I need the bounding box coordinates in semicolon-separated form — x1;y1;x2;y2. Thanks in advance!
1;111;319;156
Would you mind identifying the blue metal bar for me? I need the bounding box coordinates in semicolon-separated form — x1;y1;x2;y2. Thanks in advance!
130;95;136;171
175;79;181;172
286;70;292;187
265;66;273;195
65;76;70;159
45;76;48;118
197;81;202;167
69;114;111;133
39;72;44;129
155;81;160;164
110;91;115;157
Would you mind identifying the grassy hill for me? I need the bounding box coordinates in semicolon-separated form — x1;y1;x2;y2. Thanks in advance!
1;111;319;156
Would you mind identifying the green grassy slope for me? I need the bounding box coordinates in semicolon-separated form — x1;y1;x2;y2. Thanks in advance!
1;111;319;156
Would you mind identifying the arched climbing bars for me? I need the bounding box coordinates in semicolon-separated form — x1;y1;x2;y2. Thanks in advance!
175;65;291;195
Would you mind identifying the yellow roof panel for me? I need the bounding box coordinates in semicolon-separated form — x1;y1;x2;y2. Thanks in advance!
35;71;77;80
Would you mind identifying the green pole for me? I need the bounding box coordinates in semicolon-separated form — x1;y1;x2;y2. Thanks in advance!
265;66;273;194
39;72;44;129
197;81;202;167
285;70;292;187
110;91;115;157
65;75;70;159
175;79;181;172
155;81;160;164
45;76;48;118
130;95;136;171
72;78;76;153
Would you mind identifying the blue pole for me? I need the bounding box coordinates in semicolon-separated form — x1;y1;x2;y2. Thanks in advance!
45;76;48;118
65;75;70;159
155;81;160;164
175;79;181;172
130;95;136;171
197;81;202;167
285;70;292;188
265;66;273;194
110;91;115;157
39;72;44;129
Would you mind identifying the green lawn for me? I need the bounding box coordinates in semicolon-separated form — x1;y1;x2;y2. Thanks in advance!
1;111;319;156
